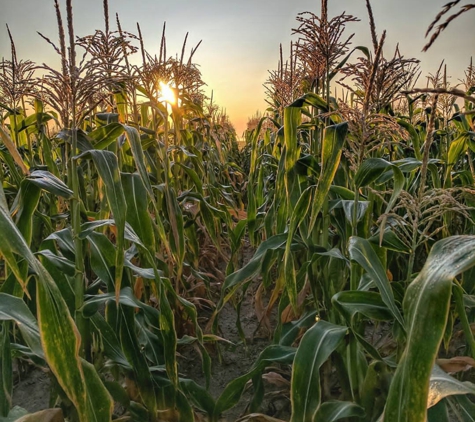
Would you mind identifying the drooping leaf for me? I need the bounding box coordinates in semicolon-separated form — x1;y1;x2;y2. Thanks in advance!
427;365;475;408
26;170;73;199
89;122;124;150
81;287;159;321
332;290;393;323
0;294;43;358
349;236;404;329
385;236;475;422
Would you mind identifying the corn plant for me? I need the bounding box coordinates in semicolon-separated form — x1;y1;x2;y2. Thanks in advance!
219;1;475;421
0;0;244;421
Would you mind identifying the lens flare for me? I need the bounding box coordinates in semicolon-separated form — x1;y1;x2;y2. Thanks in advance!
159;81;176;105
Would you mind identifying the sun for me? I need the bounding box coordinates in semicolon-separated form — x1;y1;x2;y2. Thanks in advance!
159;81;176;105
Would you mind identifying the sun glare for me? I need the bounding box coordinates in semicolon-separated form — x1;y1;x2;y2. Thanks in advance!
159;81;176;105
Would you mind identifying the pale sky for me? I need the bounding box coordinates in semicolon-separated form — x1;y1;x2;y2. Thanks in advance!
1;0;475;135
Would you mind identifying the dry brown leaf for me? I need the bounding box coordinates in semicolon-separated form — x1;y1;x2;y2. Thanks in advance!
436;356;475;374
255;284;271;333
228;208;247;220
453;323;475;339
280;281;310;323
157;408;180;421
262;371;290;388
133;277;144;299
124;376;140;402
386;269;393;281
17;409;64;422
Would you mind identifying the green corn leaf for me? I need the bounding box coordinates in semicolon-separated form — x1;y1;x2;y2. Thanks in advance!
26;170;73;199
15;180;41;247
103;380;130;409
180;378;215;418
0;185;113;421
82;359;114;420
214;345;295;418
349;236;404;329
450;395;475;422
117;303;157;416
81;287;159;321
277;310;318;346
314;401;365;421
36;249;75;276
284;253;297;312
330;185;356;200
284;185;313;309
175;163;203;194
122;125;153;195
17;112;54;132
332;290;393;323
44;228;75;260
0;146;23;186
223;234;287;291
384;236;475;422
427;365;475;408
309;122;348;231
447;134;468;166
87;231;116;290
341;200;370;227
0;125;29;176
0;322;12;417
397;120;423;160
284;106;301;173
157;284;179;393
77;150;126;302
0;294;43;358
89;313;131;369
57;128;94;152
289;92;329;112
164;186;185;276
393;157;423;173
445;133;469;186
162;277;210;388
176;389;195;422
368;229;410;253
290;320;348;422
354;158;404;220
354;158;390;188
121;173;155;253
89;122;124;150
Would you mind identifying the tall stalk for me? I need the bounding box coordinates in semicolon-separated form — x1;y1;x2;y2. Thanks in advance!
64;0;87;354
406;95;439;282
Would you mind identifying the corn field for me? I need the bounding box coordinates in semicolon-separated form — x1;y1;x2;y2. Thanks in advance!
0;0;475;421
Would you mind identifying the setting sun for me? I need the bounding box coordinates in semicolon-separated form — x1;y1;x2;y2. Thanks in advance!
159;81;176;105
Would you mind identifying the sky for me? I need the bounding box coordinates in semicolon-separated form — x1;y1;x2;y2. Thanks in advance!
1;0;475;136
